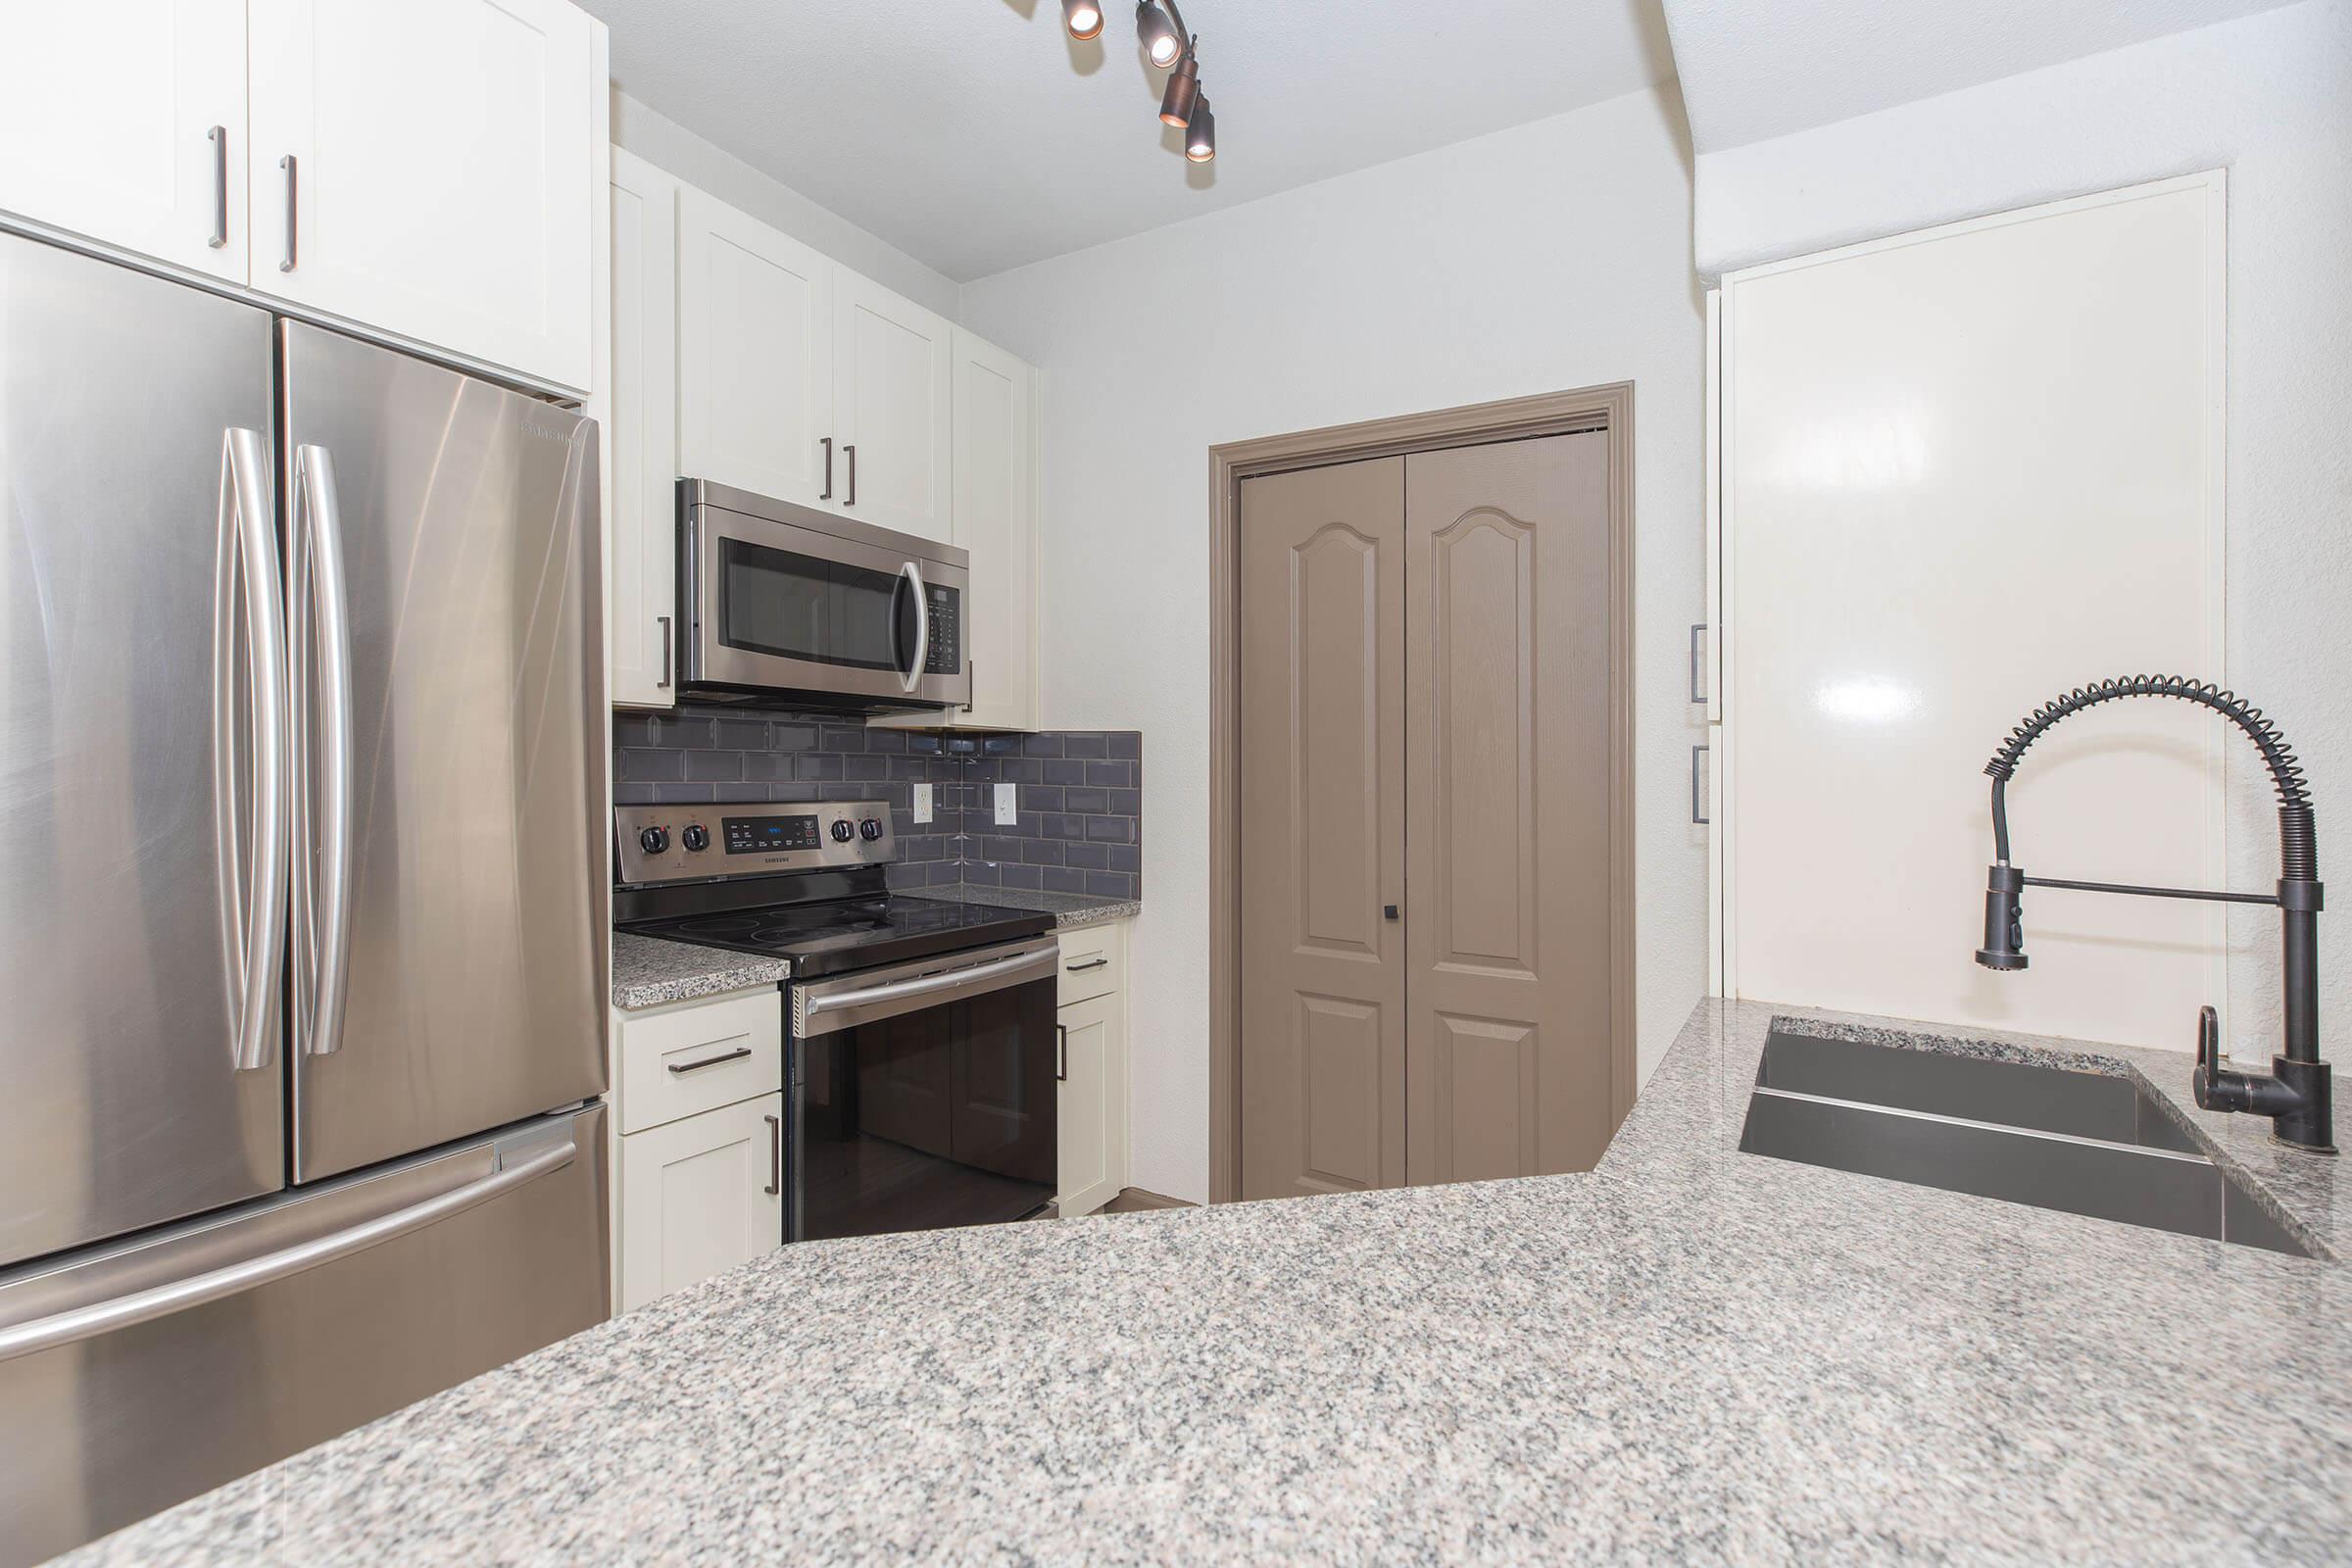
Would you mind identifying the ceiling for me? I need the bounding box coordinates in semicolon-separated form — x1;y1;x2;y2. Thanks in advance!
578;0;1677;282
1661;0;2304;154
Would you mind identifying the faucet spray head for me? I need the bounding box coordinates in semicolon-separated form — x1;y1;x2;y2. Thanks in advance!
1976;863;2028;971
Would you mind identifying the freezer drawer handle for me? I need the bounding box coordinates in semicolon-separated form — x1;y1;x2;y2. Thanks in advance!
0;1136;576;1365
666;1046;753;1075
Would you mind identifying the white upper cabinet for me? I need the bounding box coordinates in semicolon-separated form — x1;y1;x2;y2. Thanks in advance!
949;328;1039;729
831;272;953;542
676;187;834;509
609;149;680;709
247;0;596;390
0;0;599;390
0;0;249;281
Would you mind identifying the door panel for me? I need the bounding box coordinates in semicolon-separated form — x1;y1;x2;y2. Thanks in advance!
0;1105;606;1566
617;1094;782;1312
832;272;953;541
608;149;681;708
1238;459;1406;1200
1404;433;1615;1183
677;189;833;508
0;234;283;1266
246;0;595;388
281;323;606;1182
950;329;1035;725
0;0;248;280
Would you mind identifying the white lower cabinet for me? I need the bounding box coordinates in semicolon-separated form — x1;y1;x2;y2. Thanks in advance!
618;1093;785;1312
612;988;786;1312
1055;921;1130;1217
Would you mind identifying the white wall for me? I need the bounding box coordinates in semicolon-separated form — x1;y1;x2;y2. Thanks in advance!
1690;0;2352;1066
611;89;960;321
960;84;1707;1202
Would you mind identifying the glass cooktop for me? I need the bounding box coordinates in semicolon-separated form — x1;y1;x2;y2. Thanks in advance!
622;894;1054;979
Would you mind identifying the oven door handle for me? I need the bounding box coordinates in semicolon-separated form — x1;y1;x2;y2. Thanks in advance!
795;940;1057;1036
898;561;929;695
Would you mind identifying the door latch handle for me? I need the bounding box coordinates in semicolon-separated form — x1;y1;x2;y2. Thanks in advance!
1383;904;1399;921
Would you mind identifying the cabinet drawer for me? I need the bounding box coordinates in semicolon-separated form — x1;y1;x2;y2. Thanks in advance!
616;989;783;1135
1057;924;1125;1007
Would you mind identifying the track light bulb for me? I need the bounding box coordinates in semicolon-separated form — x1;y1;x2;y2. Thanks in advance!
1186;96;1215;163
1137;3;1183;68
1061;0;1103;41
1158;55;1200;127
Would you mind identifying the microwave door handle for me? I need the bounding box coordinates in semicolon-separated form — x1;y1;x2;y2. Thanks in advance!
899;561;928;695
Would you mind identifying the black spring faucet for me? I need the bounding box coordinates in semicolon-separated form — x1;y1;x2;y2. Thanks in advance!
1975;675;2333;1154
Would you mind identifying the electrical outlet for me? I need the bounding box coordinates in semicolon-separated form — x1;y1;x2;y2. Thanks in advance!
994;781;1018;826
913;782;933;824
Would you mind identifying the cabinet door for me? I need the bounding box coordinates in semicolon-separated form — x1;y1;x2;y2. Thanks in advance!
617;1093;784;1312
832;271;953;541
246;0;596;389
1055;991;1126;1217
0;0;247;280
952;330;1039;727
676;187;833;507
609;149;680;708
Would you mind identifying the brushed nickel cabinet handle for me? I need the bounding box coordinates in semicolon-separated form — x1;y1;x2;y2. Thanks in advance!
207;125;228;249
277;154;297;272
819;437;832;501
1690;622;1708;705
763;1114;783;1197
656;614;672;689
1691;743;1711;826
665;1046;752;1075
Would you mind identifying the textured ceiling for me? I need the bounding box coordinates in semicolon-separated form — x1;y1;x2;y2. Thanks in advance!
1661;0;2304;153
577;0;1677;282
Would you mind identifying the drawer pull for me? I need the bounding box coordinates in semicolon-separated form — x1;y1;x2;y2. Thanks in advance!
1064;956;1109;972
666;1045;753;1075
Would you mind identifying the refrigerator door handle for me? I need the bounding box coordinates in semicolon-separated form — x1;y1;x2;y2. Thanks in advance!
0;1131;577;1366
293;444;356;1058
216;427;288;1073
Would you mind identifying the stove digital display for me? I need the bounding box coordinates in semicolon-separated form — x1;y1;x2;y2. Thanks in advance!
722;814;820;856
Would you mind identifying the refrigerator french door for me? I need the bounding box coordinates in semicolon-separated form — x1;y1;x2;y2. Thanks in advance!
0;233;609;1566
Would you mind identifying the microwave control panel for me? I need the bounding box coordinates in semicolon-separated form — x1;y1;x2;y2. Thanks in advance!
924;584;960;675
615;800;893;886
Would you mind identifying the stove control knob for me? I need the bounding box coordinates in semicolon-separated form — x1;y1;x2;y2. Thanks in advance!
858;817;884;842
680;824;710;853
829;819;855;843
638;826;669;856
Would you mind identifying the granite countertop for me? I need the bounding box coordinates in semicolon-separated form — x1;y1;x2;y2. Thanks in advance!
914;882;1141;929
61;999;2351;1565
610;931;787;1011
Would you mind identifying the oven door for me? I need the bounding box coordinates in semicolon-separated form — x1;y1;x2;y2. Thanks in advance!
680;485;969;709
788;938;1059;1242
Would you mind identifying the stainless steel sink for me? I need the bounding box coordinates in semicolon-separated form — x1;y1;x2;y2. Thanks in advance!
1738;1030;2312;1257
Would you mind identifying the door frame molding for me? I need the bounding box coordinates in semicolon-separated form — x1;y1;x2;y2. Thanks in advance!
1206;382;1637;1204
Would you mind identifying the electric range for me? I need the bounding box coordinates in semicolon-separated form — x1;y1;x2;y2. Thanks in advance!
614;800;1061;1241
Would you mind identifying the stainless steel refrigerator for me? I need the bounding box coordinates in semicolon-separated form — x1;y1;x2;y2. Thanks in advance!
0;232;609;1564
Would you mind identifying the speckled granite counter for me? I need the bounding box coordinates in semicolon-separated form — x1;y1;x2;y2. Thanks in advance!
611;931;786;1010
58;999;2351;1565
914;882;1140;929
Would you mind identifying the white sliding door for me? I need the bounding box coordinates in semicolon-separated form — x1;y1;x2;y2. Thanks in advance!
1721;172;2226;1050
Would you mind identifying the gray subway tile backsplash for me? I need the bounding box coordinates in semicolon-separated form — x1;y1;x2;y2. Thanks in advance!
612;705;1142;901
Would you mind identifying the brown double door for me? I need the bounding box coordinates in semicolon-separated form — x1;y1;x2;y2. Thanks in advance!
1238;432;1615;1200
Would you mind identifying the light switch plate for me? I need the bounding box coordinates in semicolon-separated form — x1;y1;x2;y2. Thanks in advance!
994;781;1018;826
913;782;933;824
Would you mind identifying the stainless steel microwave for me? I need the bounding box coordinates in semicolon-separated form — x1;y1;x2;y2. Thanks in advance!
676;479;971;711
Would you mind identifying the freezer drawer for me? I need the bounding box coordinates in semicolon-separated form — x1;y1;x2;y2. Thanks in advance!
0;1105;609;1567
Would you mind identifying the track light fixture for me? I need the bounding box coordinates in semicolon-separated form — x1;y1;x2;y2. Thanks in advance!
1136;1;1183;68
1185;96;1215;163
1055;0;1220;166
